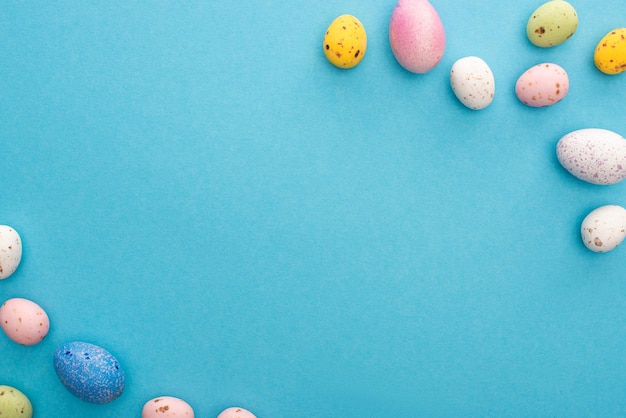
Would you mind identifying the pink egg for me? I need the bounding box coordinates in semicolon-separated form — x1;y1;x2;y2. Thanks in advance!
0;298;50;346
142;396;194;417
515;63;569;107
389;0;446;73
217;407;257;418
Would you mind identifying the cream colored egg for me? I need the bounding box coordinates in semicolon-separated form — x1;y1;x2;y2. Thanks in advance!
0;225;22;280
581;205;626;253
450;56;495;110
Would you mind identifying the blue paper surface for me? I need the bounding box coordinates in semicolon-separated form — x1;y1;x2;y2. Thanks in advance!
1;1;626;416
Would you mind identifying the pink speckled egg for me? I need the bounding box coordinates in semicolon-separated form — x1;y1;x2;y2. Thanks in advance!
0;298;50;346
142;396;194;417
217;407;257;418
556;128;626;185
389;0;445;73
515;63;569;107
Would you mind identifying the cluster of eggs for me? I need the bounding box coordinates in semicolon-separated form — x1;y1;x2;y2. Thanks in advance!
0;228;256;417
323;0;626;253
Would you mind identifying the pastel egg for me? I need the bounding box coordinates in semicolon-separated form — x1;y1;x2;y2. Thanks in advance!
389;0;446;73
218;407;257;418
0;385;33;418
323;15;367;69
0;298;50;346
515;63;568;107
581;205;626;253
450;56;495;110
594;28;626;75
0;226;22;280
556;128;626;185
53;341;125;404
142;396;194;417
526;0;578;47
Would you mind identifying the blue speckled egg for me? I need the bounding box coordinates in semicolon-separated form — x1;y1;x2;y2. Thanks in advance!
53;341;125;404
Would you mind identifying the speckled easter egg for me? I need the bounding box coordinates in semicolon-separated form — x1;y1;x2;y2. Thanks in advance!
218;407;257;418
389;0;446;73
515;63;569;107
0;226;22;280
0;298;50;346
581;205;626;253
526;0;578;47
323;15;367;69
450;56;495;110
0;386;33;418
142;396;194;417
594;28;626;75
53;341;125;404
556;128;626;185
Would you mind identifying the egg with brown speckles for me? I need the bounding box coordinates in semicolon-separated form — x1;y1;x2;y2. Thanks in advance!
581;205;626;253
0;298;50;346
526;0;578;47
594;28;626;75
450;56;495;110
323;15;367;69
556;128;626;185
0;225;22;280
218;407;257;418
142;396;194;417
0;385;33;418
515;63;568;107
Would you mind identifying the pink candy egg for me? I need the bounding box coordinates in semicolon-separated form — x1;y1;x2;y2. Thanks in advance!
142;396;194;417
515;63;569;107
0;297;50;346
389;0;446;73
218;407;257;418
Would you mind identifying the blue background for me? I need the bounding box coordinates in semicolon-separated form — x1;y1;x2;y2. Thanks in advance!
2;1;626;417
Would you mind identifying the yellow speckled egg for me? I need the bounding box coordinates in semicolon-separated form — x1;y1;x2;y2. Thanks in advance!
594;28;626;74
323;14;367;69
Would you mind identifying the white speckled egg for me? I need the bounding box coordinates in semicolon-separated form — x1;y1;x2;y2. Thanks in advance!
218;407;257;418
556;128;626;185
142;396;194;417
450;56;495;110
0;298;50;346
581;205;626;253
0;226;22;280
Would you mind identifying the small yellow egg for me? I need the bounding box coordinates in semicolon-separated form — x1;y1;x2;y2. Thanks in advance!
323;14;367;69
594;28;626;75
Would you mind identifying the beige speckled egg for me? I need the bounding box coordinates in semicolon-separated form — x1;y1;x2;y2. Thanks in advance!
218;407;257;418
581;205;626;253
450;56;495;110
142;396;194;417
0;298;50;346
0;226;22;280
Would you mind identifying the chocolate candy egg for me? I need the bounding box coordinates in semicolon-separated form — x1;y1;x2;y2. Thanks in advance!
0;226;22;280
450;56;495;110
581;205;626;253
323;15;367;69
53;341;125;404
389;0;446;73
526;0;578;47
142;396;194;417
556;128;626;185
515;63;569;107
0;298;50;346
0;385;33;418
218;407;257;418
594;28;626;75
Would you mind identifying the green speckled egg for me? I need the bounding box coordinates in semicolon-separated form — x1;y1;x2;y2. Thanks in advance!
0;386;33;418
526;0;578;47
